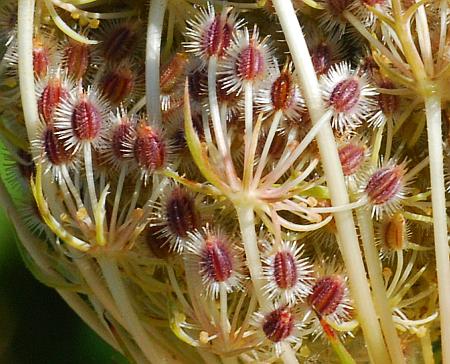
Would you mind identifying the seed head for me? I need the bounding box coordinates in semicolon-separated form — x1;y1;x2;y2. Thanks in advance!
263;241;313;304
55;87;110;151
186;226;242;298
308;33;344;76
99;63;135;106
133;122;167;178
338;141;367;177
100;109;136;169
184;4;242;62
262;306;295;343
256;61;304;121
37;75;71;125
379;212;408;252
221;26;274;94
32;125;77;180
153;186;202;252
33;36;54;79
99;21;140;63
368;80;400;127
321;62;378;131
252;304;303;356
308;275;345;316
161;52;190;94
364;161;408;218
62;39;91;80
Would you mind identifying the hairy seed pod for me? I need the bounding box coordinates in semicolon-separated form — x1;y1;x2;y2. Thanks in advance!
165;187;201;240
365;165;404;205
44;127;74;165
38;79;69;124
262;307;295;343
71;98;103;141
161;53;190;94
101;22;139;63
329;78;360;113
380;212;407;251
134;124;166;172
377;81;399;117
338;143;366;176
111;122;134;161
200;236;233;283
308;275;345;316
273;250;298;290
63;39;90;80
33;38;51;78
100;66;134;105
311;42;333;75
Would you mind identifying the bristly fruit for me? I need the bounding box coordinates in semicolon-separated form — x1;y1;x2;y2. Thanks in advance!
263;241;313;304
186;226;242;298
364;161;408;218
262;306;295;343
308;275;346;317
133;122;167;178
184;4;242;63
154;186;202;252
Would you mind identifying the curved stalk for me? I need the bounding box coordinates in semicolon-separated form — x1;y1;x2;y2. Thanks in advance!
146;0;167;125
424;93;450;364
272;1;390;363
98;256;182;364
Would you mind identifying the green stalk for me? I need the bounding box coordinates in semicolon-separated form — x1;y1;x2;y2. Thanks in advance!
271;1;390;363
319;317;356;364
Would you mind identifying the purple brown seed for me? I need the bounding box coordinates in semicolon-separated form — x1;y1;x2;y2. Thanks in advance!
308;275;345;316
262;306;295;343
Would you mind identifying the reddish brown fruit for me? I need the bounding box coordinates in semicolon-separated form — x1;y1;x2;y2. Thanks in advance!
338;143;366;176
273;250;298;290
134;124;166;172
101;23;139;62
262;307;295;343
236;42;265;81
380;212;407;251
202;14;233;58
44;127;74;165
165;187;201;240
71;98;103;141
365;165;404;205
200;236;233;283
33;38;51;78
308;275;345;316
38;79;69;124
329;78;360;113
311;43;333;75
100;66;134;105
64;40;90;80
160;53;189;93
